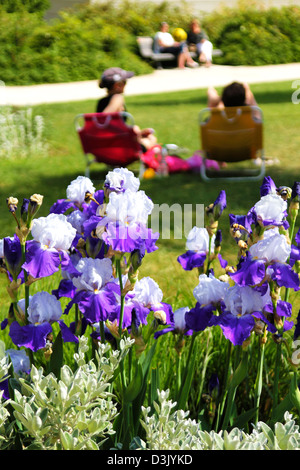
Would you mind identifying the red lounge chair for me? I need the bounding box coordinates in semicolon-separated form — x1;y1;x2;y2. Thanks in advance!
75;112;142;177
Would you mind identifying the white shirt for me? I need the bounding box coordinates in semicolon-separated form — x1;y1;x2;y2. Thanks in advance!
154;31;175;47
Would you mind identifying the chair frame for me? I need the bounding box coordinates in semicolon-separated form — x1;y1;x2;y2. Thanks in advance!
74;112;142;177
199;106;265;182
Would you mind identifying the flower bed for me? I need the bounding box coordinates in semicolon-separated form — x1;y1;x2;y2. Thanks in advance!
0;169;299;450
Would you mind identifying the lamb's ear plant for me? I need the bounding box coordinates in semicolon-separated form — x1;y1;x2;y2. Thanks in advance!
139;390;300;450
8;335;134;450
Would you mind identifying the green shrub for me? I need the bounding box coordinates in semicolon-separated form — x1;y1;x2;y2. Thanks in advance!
1;1;300;85
0;0;50;14
203;5;300;65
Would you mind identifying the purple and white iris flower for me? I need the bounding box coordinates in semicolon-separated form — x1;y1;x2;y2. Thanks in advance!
184;273;229;334
9;292;78;352
177;227;215;271
97;189;159;254
50;176;104;218
230;230;299;290
22;213;77;279
131;276;173;325
107;275;150;330
64;257;118;324
210;284;271;346
154;306;192;339
104;167;140;195
66;175;96;204
193;273;229;307
252;193;288;228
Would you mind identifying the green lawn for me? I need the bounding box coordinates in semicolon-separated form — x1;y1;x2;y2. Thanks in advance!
0;80;299;314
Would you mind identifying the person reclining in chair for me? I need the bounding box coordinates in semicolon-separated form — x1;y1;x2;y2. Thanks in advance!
96;67;157;151
207;81;261;120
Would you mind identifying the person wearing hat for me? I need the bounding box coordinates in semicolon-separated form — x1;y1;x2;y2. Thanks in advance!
96;67;157;150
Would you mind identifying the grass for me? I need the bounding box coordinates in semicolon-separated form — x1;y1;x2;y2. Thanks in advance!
1;80;298;302
0;79;299;426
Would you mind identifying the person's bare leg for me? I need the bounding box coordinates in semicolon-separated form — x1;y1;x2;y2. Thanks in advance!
177;52;186;68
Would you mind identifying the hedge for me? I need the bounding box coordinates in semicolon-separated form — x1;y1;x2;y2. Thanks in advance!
1;0;300;85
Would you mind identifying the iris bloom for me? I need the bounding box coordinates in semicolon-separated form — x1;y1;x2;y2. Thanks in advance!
22;213;77;279
97;189;159;254
253;193;288;228
9;292;78;352
177;227;215;271
210;284;272;345
154;306;192;338
50;175;104;217
104;167;140;195
193;273;229;307
64;257;118;324
231;230;299;290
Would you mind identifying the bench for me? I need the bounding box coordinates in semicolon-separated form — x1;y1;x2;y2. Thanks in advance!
137;36;223;69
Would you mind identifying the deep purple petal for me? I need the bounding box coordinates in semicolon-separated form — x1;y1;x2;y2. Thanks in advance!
218;253;228;269
84;190;105;217
185;303;215;332
3;235;23;279
252;311;277;334
9;321;52;352
294;309;300;340
58;320;79;343
264;300;293;319
154;327;175;339
211;312;255;346
290;244;300;267
177;250;206;271
23;242;61;278
71;288;117;324
260;176;277;196
270;263;300;290
230;257;266;286
0;379;9;400
213;190;227;219
50;199;76;214
52;279;77;299
292;181;300;201
283;319;294;331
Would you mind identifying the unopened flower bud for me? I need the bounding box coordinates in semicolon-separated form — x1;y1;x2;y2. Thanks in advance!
153;309;167;325
277;186;292;201
7;197;18;213
29;194;43;217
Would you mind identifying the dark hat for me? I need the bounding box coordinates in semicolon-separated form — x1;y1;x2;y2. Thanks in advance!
99;67;135;88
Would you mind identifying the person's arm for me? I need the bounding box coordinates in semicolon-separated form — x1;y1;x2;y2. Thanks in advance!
102;94;125;113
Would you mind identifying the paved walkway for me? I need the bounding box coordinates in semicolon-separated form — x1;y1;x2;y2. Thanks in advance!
1;62;300;106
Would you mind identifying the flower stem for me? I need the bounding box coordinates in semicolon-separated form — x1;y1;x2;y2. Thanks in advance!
272;341;282;417
215;340;232;431
116;258;125;338
254;332;266;425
